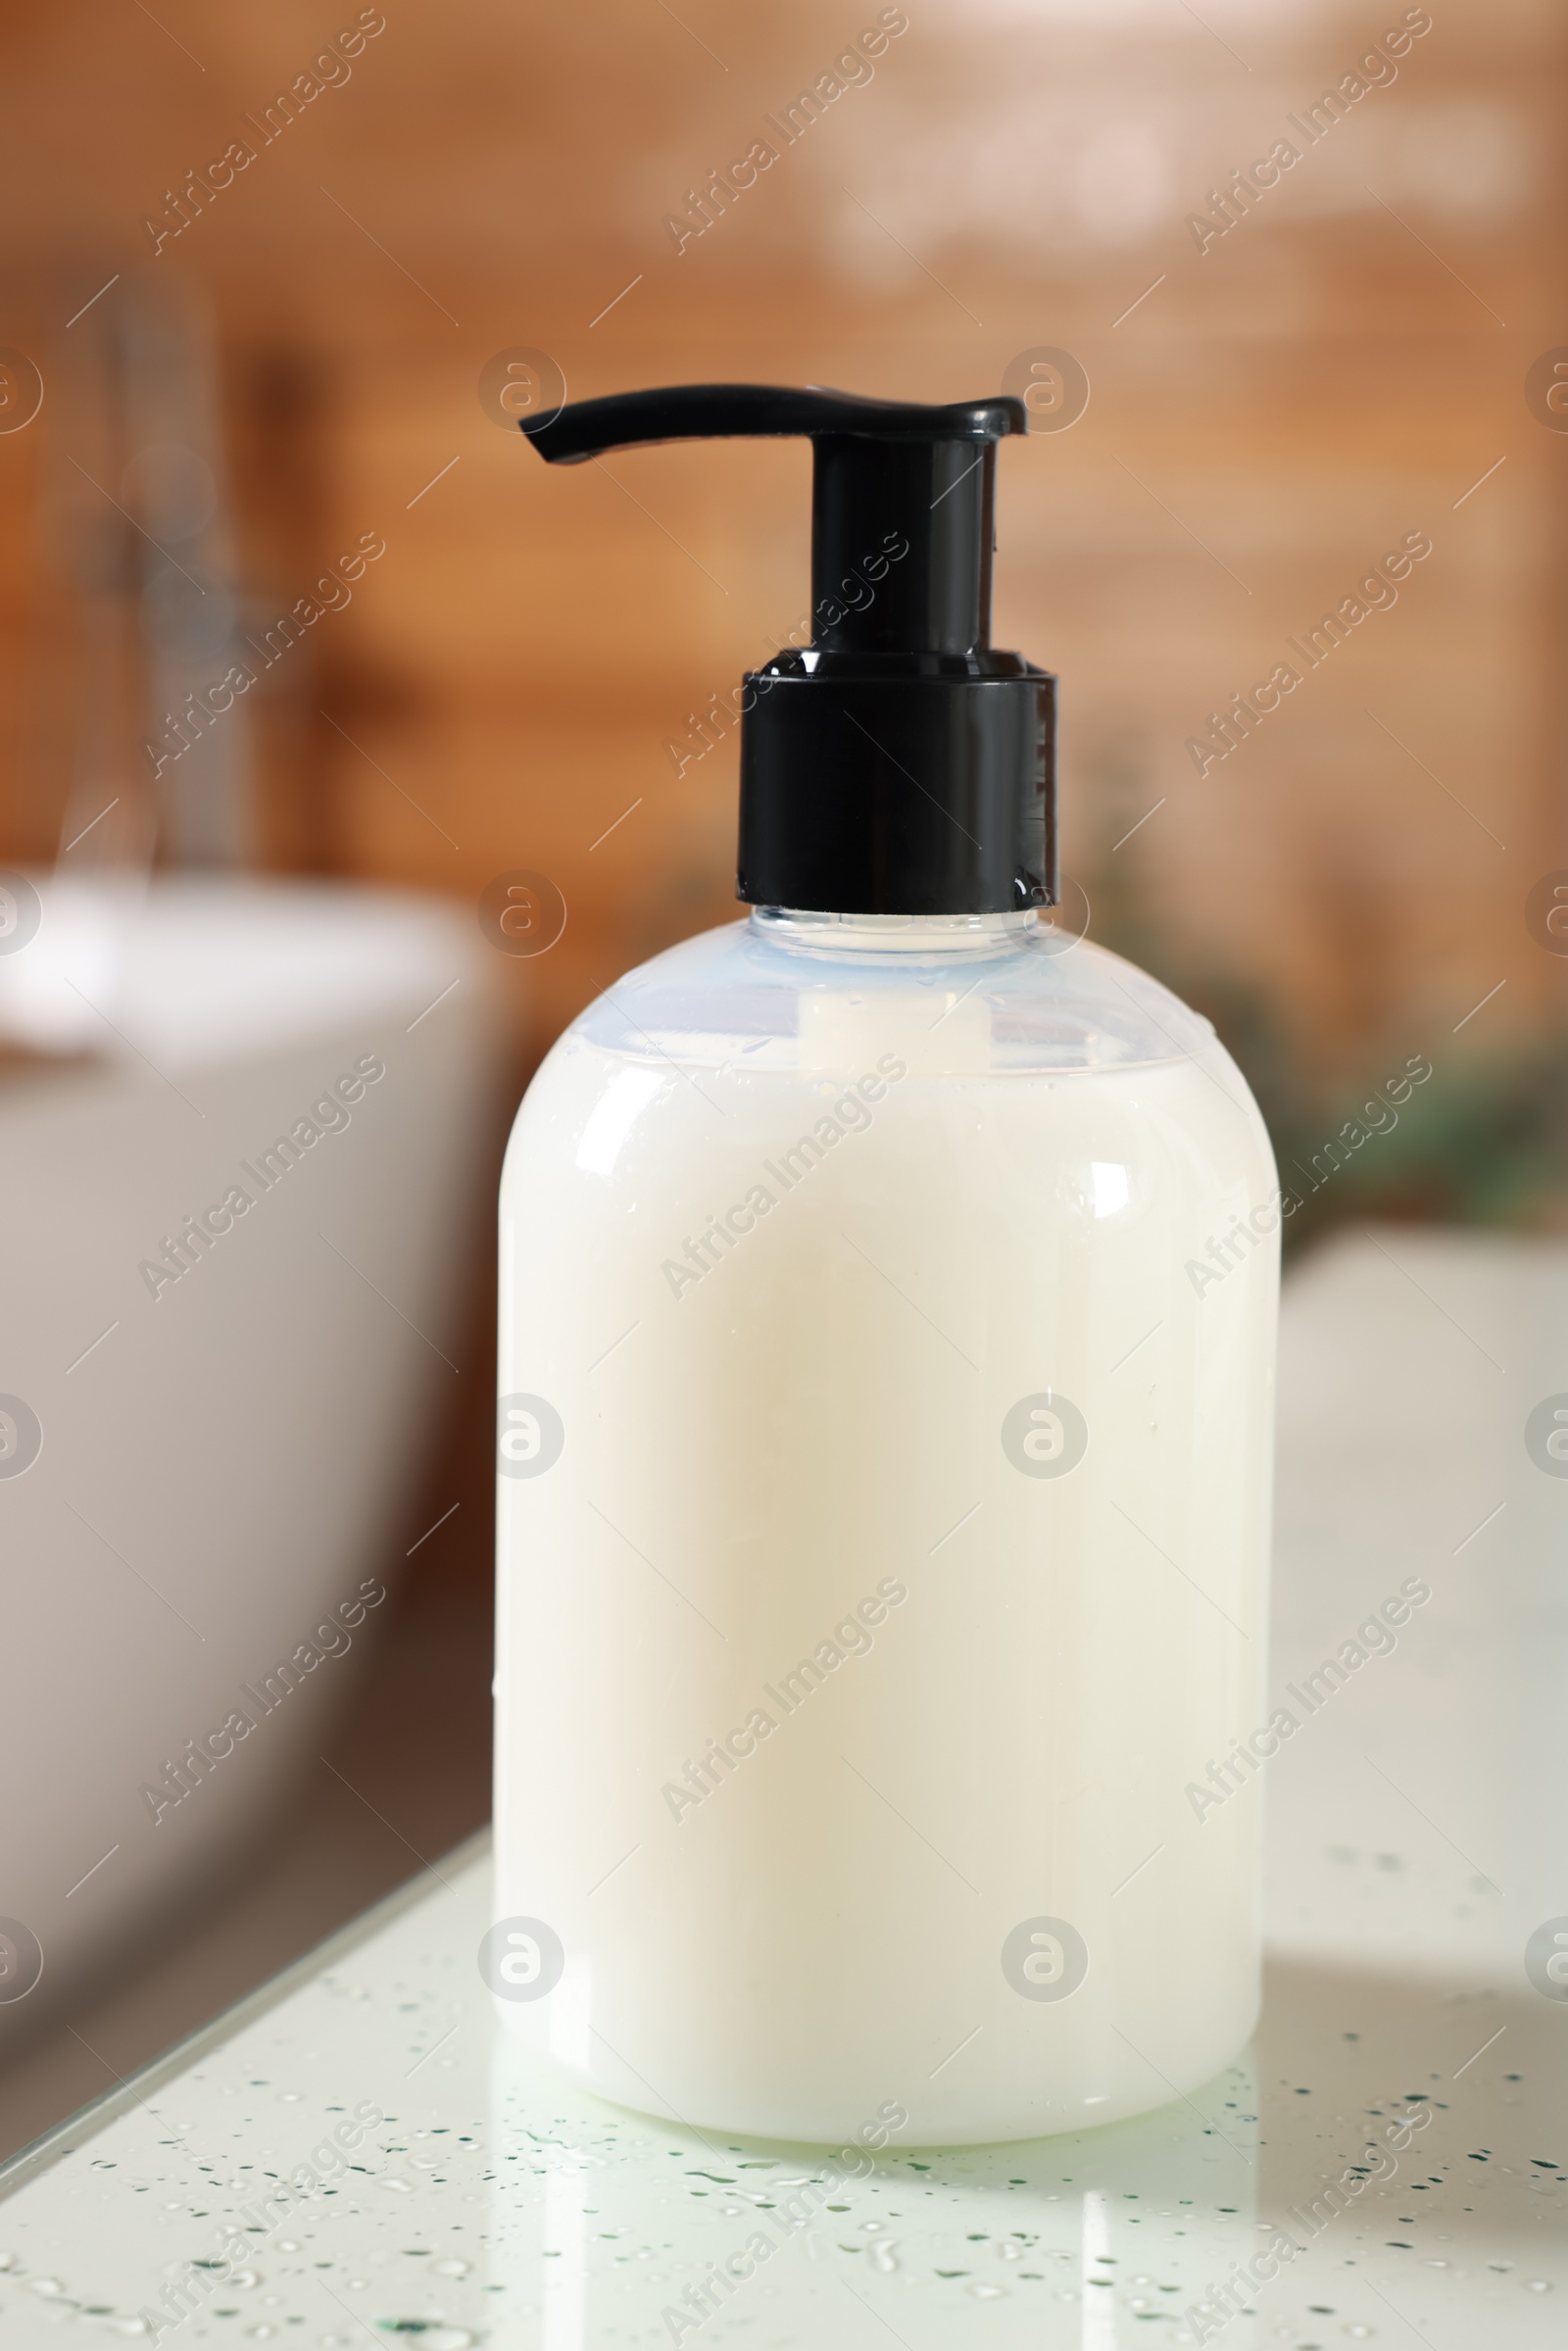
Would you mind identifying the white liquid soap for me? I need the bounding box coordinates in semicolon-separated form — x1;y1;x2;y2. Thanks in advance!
493;386;1279;2146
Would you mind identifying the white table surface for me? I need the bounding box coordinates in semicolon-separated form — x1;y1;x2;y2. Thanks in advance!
1;1229;1563;2348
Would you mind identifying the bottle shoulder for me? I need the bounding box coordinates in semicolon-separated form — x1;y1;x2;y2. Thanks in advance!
558;914;1228;1079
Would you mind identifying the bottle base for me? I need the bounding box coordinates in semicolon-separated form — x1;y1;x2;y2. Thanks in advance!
495;1997;1259;2150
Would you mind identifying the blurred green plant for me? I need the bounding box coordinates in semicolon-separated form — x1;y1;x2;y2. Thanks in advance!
1262;1026;1568;1247
1084;824;1566;1250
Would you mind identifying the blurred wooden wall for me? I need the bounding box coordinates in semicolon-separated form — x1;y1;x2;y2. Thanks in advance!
1;0;1564;1083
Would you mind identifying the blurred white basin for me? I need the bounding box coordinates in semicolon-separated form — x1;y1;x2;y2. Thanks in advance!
0;875;498;2010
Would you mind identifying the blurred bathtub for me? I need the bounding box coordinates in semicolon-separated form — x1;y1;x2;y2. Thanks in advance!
0;875;499;2012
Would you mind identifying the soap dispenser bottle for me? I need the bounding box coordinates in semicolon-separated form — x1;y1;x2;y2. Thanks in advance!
493;386;1279;2146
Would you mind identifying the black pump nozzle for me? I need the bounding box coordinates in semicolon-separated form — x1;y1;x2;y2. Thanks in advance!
523;384;1057;917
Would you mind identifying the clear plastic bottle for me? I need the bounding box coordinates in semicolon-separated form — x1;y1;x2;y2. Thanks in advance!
494;904;1277;2143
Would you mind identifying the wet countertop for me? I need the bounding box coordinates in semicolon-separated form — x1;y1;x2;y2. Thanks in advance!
1;1229;1563;2346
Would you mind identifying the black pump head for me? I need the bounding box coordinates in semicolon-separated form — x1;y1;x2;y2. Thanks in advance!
523;384;1057;916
